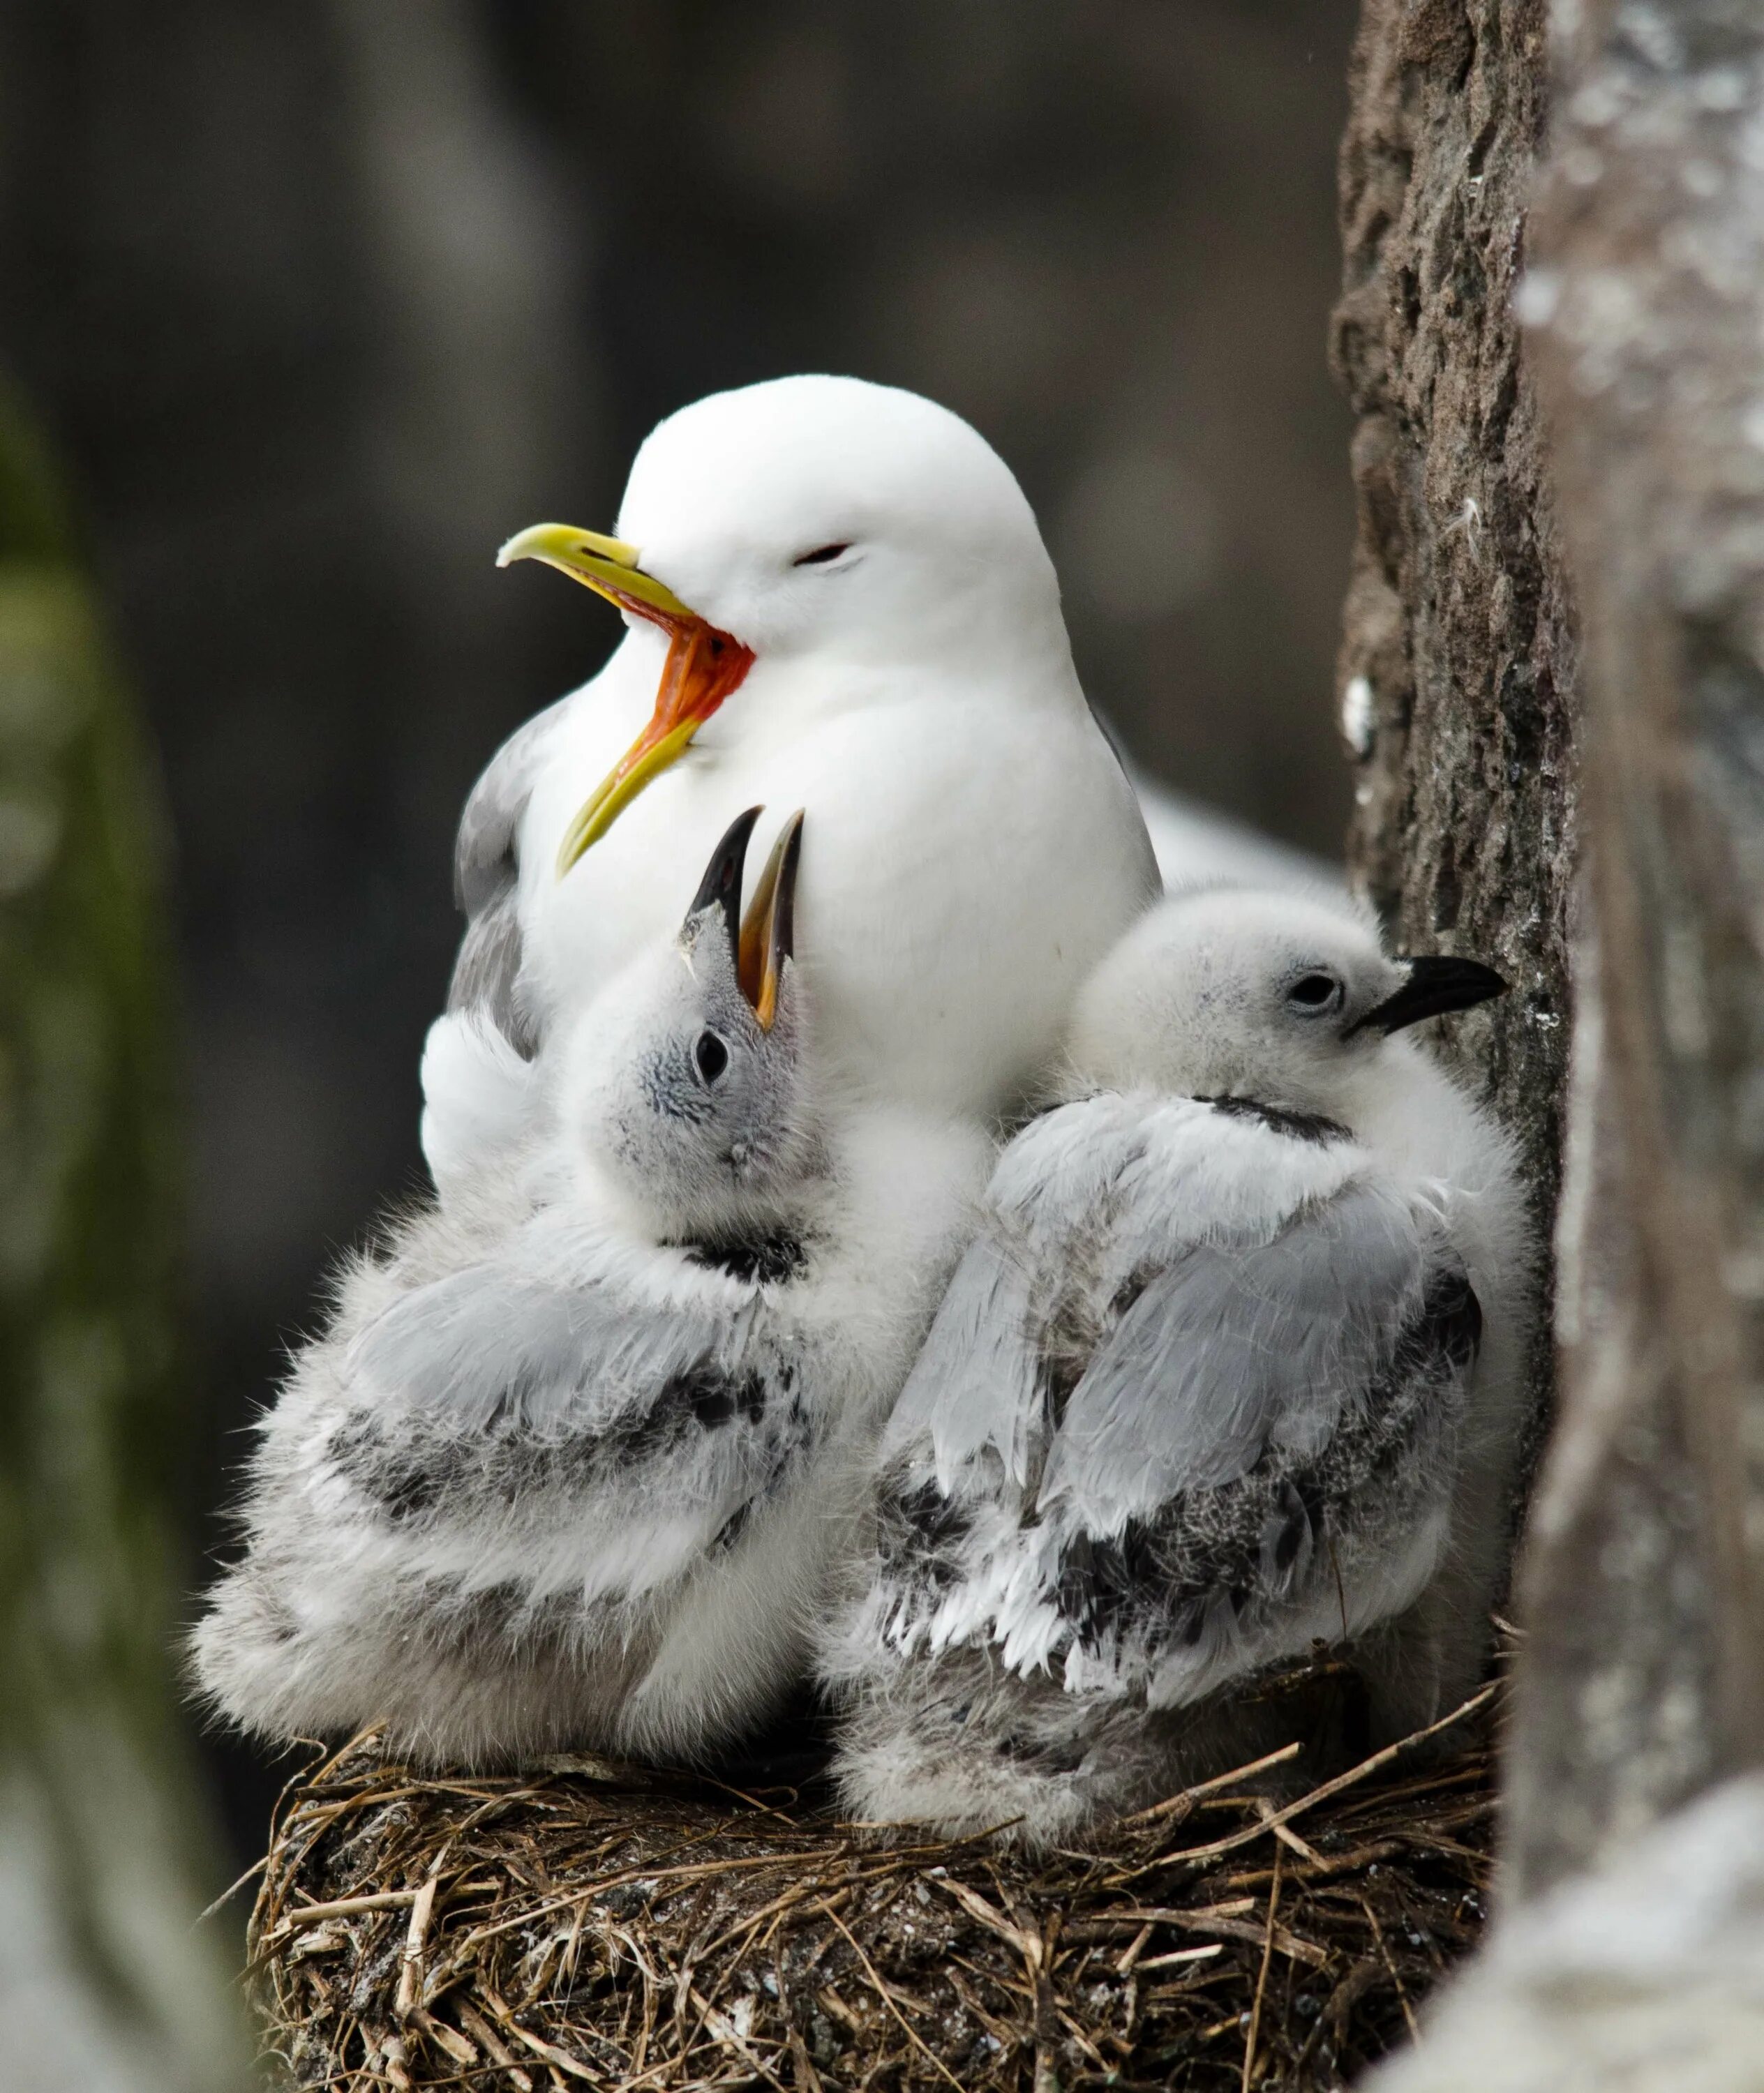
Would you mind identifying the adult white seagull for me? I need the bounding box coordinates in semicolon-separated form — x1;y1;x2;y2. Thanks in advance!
422;375;1159;1193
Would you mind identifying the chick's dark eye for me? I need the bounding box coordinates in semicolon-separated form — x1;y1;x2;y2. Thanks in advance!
793;541;851;567
694;1030;730;1083
1288;973;1343;1010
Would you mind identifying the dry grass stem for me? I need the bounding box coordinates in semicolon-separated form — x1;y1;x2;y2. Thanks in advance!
1241;1846;1283;2092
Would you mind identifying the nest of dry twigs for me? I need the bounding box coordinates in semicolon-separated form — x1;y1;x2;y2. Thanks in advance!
245;1665;1501;2093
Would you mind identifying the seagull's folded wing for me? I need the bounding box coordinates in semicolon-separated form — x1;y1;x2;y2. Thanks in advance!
444;693;571;1058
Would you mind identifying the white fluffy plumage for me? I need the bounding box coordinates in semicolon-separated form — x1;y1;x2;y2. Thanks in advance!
819;887;1533;1845
192;816;993;1766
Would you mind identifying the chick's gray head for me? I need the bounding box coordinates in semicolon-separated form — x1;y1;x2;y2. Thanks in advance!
561;807;819;1234
1066;885;1507;1121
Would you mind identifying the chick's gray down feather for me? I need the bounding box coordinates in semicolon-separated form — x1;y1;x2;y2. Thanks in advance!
845;1100;1475;1663
820;886;1532;1847
190;1111;983;1771
822;1102;1491;1843
193;794;994;1769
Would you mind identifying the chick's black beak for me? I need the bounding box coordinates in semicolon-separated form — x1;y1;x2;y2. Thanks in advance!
684;805;763;959
1350;954;1509;1037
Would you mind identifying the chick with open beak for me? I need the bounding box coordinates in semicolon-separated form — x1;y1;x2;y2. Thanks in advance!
561;804;812;1234
191;806;996;1766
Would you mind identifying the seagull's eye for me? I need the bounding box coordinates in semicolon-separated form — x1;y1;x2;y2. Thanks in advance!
694;1030;730;1084
792;542;851;567
1287;972;1343;1014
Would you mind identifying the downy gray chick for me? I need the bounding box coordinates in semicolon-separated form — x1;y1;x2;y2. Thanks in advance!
191;810;992;1767
820;886;1532;1846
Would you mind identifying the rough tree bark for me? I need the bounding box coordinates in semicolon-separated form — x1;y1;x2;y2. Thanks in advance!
1332;0;1579;1506
0;380;246;2090
1361;0;1764;2082
1508;0;1764;1896
1337;0;1764;1893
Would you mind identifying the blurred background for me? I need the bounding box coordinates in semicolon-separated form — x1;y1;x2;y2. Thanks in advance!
0;0;1356;1882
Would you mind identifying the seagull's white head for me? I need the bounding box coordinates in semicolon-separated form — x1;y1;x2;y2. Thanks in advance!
496;376;1068;869
1066;886;1507;1124
559;807;822;1238
618;375;1063;664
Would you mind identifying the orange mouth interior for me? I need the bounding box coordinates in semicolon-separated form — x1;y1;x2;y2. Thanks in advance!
557;598;755;874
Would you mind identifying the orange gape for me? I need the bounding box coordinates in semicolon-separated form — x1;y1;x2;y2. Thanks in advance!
494;519;761;869
555;608;755;874
648;617;757;770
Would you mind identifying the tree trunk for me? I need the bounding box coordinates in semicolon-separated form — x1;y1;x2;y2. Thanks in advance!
1361;0;1764;2079
1505;0;1764;1899
1337;0;1764;1889
1332;0;1580;1513
0;376;246;2091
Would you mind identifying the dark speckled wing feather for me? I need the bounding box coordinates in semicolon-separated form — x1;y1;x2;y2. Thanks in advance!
857;1096;1483;1701
325;1237;813;1599
1015;1174;1483;1694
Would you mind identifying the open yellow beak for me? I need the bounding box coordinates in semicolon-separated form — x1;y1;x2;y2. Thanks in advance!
497;522;756;873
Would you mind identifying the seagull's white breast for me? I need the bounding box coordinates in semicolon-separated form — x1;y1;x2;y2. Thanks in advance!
517;626;1158;1118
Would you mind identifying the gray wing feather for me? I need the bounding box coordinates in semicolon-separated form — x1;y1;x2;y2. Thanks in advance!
345;1261;752;1432
329;1254;800;1573
885;1095;1163;1489
1039;1178;1435;1529
447;887;532;1053
852;1109;1477;1695
446;698;569;1055
885;1233;1042;1489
